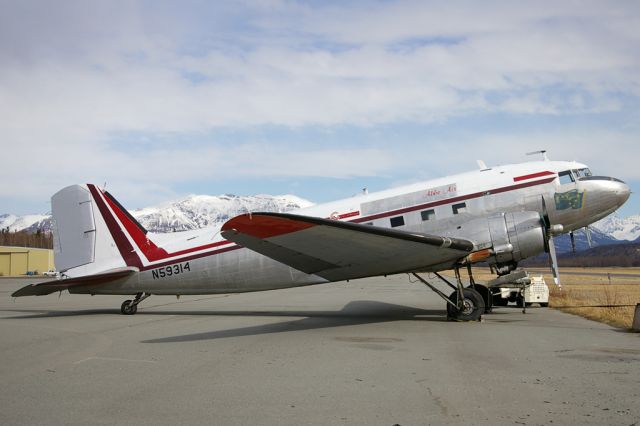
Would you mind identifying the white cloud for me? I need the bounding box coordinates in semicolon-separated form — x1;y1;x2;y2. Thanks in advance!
0;1;639;211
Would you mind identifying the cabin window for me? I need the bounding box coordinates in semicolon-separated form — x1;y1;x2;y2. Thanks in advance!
421;209;435;221
452;202;467;215
558;170;574;185
390;216;405;227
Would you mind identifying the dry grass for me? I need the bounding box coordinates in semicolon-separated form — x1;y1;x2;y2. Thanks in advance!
441;267;640;329
548;284;640;329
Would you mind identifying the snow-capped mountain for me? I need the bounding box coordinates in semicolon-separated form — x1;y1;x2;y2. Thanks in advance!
549;226;621;253
133;194;314;232
0;214;51;233
0;194;313;235
591;214;640;241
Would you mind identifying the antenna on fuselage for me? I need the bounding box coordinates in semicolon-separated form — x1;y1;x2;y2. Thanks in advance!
526;150;549;161
476;160;491;171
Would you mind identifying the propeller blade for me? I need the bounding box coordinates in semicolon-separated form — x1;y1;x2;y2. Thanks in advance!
570;231;576;253
541;196;549;225
585;226;593;248
548;235;561;286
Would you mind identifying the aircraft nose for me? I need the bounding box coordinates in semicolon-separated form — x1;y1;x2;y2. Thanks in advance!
596;177;631;209
578;176;631;221
614;180;631;207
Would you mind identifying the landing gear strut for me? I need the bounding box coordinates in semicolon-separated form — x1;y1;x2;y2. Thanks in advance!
411;267;486;321
120;292;150;315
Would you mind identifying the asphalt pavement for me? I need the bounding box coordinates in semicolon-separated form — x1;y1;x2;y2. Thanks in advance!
1;276;639;425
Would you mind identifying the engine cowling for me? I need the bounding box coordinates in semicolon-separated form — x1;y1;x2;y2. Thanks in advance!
450;211;547;274
487;211;547;272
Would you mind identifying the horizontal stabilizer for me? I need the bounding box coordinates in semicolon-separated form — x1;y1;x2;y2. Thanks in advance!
11;268;138;297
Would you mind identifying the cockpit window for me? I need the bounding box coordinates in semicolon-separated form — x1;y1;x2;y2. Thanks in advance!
573;168;592;178
558;170;574;185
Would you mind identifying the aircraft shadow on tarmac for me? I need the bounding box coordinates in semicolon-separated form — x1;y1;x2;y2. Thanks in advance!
4;301;447;341
141;301;447;343
144;301;449;343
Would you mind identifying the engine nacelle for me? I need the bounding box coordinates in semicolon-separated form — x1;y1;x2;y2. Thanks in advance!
450;211;547;274
487;211;547;272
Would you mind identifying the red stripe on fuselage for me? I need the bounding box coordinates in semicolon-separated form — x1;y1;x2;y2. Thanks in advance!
351;176;557;223
102;190;170;261
89;184;238;270
513;171;556;182
339;211;360;219
88;184;144;269
102;191;235;260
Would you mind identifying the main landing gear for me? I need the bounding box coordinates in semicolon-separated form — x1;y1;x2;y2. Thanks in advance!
120;292;150;315
411;266;490;321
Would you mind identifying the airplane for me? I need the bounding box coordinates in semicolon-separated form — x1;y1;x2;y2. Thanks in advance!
12;152;630;321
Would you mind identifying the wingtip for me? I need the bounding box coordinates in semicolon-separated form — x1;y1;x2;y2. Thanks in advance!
12;284;58;297
222;213;316;239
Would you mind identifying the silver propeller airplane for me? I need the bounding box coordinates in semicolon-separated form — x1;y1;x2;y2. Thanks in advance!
13;153;630;321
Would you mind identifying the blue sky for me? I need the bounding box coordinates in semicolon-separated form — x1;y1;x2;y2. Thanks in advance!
1;0;639;217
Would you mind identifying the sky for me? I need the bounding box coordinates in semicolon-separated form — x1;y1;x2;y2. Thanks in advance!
1;0;639;217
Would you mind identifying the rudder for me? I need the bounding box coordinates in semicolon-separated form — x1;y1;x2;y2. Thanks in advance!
52;185;126;275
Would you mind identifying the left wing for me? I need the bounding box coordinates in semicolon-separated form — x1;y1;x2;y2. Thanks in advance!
221;213;475;281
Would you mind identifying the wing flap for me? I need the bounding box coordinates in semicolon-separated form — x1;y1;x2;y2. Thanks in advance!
12;268;137;297
221;213;474;281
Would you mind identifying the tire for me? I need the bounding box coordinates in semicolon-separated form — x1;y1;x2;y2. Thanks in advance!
447;288;485;321
121;300;137;315
474;284;492;313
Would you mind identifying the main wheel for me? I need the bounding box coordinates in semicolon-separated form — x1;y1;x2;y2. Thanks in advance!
121;300;137;315
473;284;492;313
447;288;485;321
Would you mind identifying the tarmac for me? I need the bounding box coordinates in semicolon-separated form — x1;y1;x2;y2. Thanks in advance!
1;275;639;425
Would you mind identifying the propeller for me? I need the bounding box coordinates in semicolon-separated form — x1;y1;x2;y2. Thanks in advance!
584;226;593;248
547;235;561;285
541;197;561;286
570;231;576;253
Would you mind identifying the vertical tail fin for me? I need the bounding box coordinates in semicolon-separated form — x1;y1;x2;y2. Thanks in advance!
52;185;129;276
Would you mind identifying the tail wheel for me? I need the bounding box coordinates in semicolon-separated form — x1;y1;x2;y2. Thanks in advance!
447;288;485;321
121;300;137;315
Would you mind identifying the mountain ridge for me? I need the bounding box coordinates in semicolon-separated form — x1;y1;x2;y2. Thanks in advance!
1;193;314;234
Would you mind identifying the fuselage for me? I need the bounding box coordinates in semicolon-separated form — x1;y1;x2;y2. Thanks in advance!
67;159;630;296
